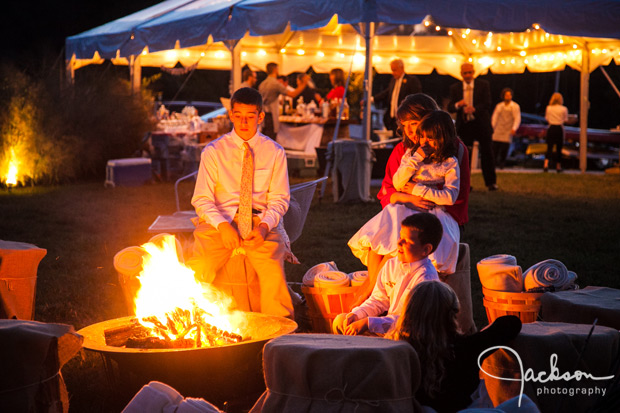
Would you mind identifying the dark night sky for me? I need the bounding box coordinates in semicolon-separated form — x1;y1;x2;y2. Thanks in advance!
4;1;620;128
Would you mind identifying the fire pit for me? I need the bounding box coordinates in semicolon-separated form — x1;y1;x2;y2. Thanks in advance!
79;234;297;409
79;313;296;409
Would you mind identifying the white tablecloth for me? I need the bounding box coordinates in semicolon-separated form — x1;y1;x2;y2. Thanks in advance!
276;123;323;154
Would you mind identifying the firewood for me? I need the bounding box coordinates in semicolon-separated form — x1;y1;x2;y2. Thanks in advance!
104;320;149;347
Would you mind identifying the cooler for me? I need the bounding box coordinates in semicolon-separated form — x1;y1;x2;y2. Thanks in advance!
285;150;318;178
105;158;152;187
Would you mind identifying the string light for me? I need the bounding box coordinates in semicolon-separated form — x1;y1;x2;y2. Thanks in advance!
241;51;247;57
435;26;441;31
496;46;502;51
519;51;526;56
448;30;453;35
296;49;305;55
533;23;540;30
424;20;430;27
200;52;205;57
317;51;325;57
280;48;286;53
258;49;267;56
214;51;225;59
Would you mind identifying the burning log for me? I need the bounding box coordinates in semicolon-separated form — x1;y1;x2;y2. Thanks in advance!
104;319;149;347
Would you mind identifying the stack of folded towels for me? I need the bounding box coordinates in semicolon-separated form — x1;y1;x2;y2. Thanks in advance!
478;255;577;292
302;262;369;289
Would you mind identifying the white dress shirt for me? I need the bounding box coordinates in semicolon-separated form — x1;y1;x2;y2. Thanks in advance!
390;74;405;118
351;256;439;334
191;129;290;231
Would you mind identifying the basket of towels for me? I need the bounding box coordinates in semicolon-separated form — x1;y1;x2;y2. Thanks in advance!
301;262;368;333
477;255;578;324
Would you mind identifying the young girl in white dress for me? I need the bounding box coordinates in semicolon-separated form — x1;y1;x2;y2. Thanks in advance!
348;110;460;274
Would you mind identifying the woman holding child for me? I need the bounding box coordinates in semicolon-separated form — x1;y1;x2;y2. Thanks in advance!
349;94;470;305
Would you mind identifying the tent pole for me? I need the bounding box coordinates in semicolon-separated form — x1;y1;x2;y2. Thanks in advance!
579;44;590;173
129;55;142;95
363;22;375;141
231;42;242;95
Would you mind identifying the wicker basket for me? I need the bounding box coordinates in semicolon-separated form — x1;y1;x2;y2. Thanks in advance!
301;285;360;333
482;287;543;324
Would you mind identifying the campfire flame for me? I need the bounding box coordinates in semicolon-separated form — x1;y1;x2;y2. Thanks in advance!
135;235;245;347
5;148;18;186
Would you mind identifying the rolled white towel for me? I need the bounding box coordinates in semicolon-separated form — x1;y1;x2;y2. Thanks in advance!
302;261;339;287
523;259;577;291
348;271;369;287
148;233;184;262
477;255;523;292
122;381;183;413
314;271;350;289
114;246;146;278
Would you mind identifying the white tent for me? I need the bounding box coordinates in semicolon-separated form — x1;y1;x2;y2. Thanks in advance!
66;0;620;171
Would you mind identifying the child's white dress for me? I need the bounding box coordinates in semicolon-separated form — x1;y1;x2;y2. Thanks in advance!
348;149;461;273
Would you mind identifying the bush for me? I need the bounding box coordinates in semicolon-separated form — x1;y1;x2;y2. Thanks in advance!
0;63;156;184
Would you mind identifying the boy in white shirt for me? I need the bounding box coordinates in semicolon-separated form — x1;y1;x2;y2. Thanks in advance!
333;212;442;335
189;87;293;318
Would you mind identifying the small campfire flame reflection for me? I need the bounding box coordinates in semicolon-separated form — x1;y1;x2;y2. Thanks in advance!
107;235;248;349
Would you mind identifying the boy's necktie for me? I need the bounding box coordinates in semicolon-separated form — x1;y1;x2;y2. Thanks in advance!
238;142;253;239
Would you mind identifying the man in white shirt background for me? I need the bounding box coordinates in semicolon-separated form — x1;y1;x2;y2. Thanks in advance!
491;88;521;169
373;59;423;138
448;63;498;191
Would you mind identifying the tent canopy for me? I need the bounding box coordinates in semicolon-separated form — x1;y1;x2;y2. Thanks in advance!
66;0;620;77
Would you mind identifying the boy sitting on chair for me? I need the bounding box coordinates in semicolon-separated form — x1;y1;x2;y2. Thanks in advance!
333;213;442;335
189;87;294;318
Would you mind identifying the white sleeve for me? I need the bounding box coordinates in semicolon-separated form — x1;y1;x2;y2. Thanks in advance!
410;157;460;205
392;150;424;191
191;146;227;227
512;103;521;131
351;266;390;319
261;147;290;231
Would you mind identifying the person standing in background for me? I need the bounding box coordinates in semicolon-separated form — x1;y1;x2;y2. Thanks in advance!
325;68;346;101
237;68;257;90
258;62;308;139
448;63;498;191
491;88;521;169
373;59;422;138
544;92;569;173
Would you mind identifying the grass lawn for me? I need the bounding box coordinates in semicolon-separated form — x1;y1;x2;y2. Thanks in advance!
1;171;620;411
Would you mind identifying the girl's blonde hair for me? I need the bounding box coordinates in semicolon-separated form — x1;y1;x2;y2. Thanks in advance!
549;92;563;106
387;281;460;398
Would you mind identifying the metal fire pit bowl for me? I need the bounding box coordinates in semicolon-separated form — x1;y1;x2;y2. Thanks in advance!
78;313;297;410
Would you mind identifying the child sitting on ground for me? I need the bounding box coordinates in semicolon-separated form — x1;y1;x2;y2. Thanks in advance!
333;212;442;335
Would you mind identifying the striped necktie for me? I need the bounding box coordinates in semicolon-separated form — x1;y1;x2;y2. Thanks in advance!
238;142;253;239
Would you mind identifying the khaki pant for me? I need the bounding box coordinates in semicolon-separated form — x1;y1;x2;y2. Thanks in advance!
189;217;294;318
